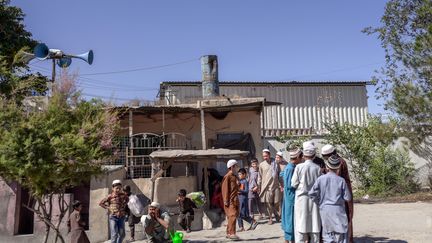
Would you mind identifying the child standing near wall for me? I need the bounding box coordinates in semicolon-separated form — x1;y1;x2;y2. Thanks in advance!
248;158;263;220
68;200;90;243
99;180;129;243
123;185;141;242
238;168;258;231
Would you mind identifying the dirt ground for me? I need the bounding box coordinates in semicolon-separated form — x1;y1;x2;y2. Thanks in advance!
120;201;432;243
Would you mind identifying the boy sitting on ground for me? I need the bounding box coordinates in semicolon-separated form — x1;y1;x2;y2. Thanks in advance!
176;189;197;233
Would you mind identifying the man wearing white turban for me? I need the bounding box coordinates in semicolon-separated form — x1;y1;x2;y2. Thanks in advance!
222;159;240;240
291;143;322;243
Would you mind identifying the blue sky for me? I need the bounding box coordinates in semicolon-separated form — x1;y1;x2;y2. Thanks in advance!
14;0;389;115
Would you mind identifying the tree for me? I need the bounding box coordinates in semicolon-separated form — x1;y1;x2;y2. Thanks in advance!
0;0;48;102
276;134;312;150
364;0;432;145
0;72;119;243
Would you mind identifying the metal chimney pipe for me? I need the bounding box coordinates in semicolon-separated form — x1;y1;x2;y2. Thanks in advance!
201;55;219;98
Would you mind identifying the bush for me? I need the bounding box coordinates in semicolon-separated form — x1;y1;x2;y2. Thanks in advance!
325;116;419;195
276;135;312;150
368;147;418;195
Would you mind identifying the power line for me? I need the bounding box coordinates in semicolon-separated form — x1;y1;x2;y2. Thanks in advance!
81;92;154;102
77;82;158;92
79;58;199;76
29;65;160;91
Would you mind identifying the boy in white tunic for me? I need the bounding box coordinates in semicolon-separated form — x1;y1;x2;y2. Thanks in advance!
291;142;321;243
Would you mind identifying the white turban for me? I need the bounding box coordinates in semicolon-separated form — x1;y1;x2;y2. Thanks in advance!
303;144;316;157
227;159;238;169
321;144;335;155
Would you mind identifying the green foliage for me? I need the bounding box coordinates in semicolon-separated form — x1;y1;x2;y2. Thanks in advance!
364;0;432;145
0;0;36;68
325;116;419;195
276;134;312;150
0;0;48;101
0;75;119;197
368;147;418;195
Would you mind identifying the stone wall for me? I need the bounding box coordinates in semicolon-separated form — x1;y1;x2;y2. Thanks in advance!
153;176;197;207
0;179;18;236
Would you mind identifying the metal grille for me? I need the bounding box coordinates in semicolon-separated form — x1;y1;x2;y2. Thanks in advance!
106;136;129;165
127;132;190;178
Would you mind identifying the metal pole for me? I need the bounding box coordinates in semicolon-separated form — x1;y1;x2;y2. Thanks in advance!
51;59;56;83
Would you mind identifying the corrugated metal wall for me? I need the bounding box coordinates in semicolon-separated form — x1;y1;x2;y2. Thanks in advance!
163;84;368;135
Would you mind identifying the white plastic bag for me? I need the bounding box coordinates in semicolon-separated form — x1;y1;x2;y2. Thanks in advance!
128;194;145;217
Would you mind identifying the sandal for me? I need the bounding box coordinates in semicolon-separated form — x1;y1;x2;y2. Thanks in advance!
228;234;240;240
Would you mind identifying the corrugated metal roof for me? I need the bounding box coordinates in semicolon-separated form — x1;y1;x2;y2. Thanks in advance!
111;97;280;114
161;80;372;86
160;82;369;135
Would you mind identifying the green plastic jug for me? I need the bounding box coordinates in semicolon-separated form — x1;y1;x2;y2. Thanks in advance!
170;231;183;243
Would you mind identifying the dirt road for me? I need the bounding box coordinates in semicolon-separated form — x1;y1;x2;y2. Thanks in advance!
353;202;432;242
107;201;432;243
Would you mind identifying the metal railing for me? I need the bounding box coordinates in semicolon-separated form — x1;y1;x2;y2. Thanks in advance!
126;132;190;178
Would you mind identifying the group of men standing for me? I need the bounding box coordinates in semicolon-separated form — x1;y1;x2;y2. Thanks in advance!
221;141;353;243
280;142;354;243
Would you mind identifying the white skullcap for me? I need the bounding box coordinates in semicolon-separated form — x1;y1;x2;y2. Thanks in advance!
227;159;238;169
262;149;270;153
303;144;316;157
288;148;302;159
302;141;315;150
112;179;122;185
150;202;160;208
276;151;283;157
321;144;335;155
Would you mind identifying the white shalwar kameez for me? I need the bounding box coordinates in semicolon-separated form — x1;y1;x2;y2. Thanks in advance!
291;159;322;243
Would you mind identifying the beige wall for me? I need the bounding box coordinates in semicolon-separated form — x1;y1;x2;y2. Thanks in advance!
89;167;126;243
0;179;17;236
153;176;197;207
89;168;198;242
120;110;262;159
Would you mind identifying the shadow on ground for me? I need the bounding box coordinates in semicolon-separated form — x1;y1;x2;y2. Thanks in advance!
354;235;408;243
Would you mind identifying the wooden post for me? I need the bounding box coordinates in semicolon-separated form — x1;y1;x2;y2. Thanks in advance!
150;159;160;202
200;101;207;150
185;162;190;177
261;101;266;148
150;160;156;201
128;109;134;178
162;108;165;136
203;161;210;209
